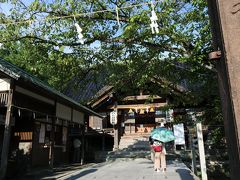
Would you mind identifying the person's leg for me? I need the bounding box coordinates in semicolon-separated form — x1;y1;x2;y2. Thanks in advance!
160;152;166;171
151;150;155;162
154;152;161;171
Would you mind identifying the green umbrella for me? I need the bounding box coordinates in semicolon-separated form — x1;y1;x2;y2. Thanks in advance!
151;127;175;143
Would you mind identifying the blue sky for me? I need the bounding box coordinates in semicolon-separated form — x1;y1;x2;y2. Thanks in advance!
0;2;11;15
0;0;33;15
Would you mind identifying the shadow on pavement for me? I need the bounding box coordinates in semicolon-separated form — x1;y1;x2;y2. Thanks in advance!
7;163;98;180
176;169;196;180
65;168;98;180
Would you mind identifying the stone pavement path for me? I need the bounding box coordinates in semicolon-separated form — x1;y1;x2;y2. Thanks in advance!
56;158;198;180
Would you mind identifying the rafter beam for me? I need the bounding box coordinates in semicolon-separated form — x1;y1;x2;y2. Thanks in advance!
122;95;162;101
108;102;167;109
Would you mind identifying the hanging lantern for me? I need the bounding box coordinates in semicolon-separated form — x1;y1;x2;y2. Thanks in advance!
128;108;133;113
139;109;145;114
149;107;155;113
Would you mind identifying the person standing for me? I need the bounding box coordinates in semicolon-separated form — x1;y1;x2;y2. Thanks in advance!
152;140;162;172
73;138;81;163
152;140;167;172
158;123;167;172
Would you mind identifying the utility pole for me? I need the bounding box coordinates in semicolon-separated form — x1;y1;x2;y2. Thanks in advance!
207;1;240;179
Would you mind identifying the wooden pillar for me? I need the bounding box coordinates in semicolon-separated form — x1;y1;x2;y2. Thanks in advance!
49;101;56;169
207;1;240;179
113;124;119;150
113;106;119;150
190;134;197;176
130;123;132;134
102;135;105;151
49;117;55;169
80;133;84;165
0;89;13;179
111;102;119;151
81;124;85;165
85;136;88;161
196;123;208;180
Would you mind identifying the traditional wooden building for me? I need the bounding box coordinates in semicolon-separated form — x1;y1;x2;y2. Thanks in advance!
63;71;191;160
0;58;102;178
87;86;173;150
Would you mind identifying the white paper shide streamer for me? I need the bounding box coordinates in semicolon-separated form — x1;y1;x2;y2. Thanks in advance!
150;1;159;34
74;22;85;44
116;6;120;27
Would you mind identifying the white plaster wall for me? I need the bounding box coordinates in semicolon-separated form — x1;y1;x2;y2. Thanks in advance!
0;78;10;91
73;109;84;124
56;103;71;121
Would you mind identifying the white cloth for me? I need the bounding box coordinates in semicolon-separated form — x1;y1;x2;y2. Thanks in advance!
153;141;161;146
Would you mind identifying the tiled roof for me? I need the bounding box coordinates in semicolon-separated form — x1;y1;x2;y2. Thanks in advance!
0;57;102;117
63;70;108;103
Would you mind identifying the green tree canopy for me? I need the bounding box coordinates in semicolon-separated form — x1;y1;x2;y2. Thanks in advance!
0;0;217;105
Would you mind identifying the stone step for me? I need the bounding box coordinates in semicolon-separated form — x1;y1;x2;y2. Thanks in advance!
119;141;150;145
120;135;150;140
119;141;149;147
118;146;150;151
119;140;149;145
121;134;150;138
120;137;149;141
118;134;150;151
119;142;150;146
120;139;149;142
106;150;151;161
